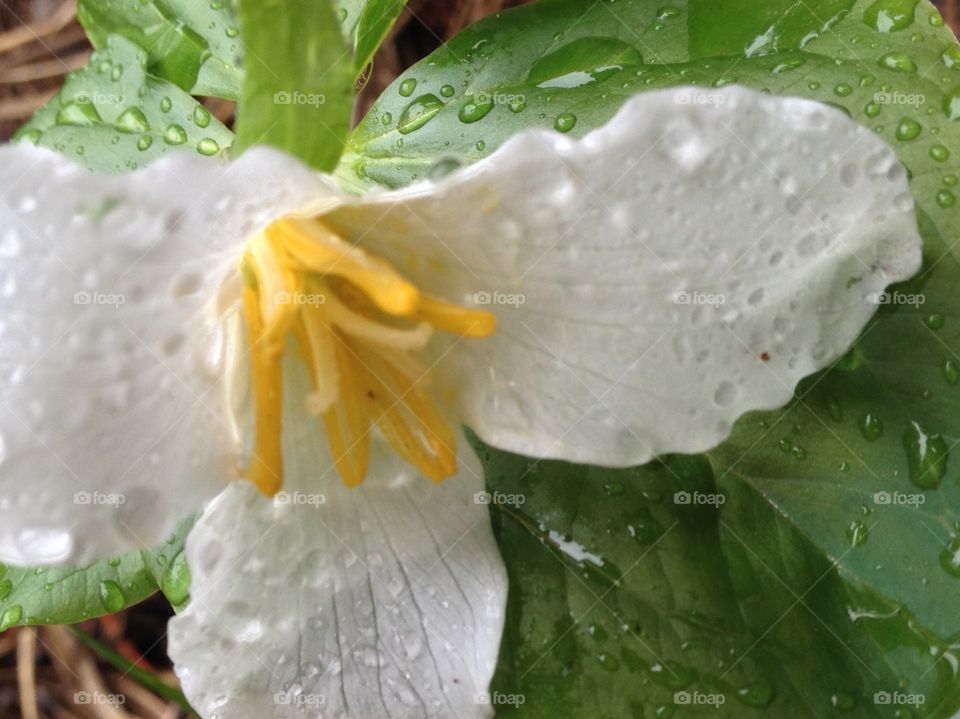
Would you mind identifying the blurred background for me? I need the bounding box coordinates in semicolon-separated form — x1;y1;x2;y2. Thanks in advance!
0;0;958;717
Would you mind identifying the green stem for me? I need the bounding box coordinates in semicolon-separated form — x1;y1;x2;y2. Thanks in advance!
70;626;196;716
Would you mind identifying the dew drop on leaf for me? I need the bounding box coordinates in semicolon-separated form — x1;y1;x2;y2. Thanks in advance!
115;107;150;133
736;678;776;708
847;521;870;547
554;112;578;133
895;117;922;140
398;78;417;97
197;138;220;156
858;413;884;441
161;550;191;606
98;579;125;613
160;96;173;113
398;94;443;134
878;51;917;72
930;143;950;161
163;124;188;145
458;95;494;123
902;421;948;489
939;537;960;577
0;604;22;631
942;358;959;384
863;0;918;33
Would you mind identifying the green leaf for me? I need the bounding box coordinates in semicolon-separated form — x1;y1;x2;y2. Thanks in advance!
345;0;960;714
235;0;355;172
482;444;960;717
0;517;192;630
16;34;233;172
77;0;243;98
338;0;408;76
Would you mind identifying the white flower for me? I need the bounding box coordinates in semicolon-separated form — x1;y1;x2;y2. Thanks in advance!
0;87;920;718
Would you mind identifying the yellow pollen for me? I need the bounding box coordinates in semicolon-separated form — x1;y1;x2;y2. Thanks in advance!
239;217;496;492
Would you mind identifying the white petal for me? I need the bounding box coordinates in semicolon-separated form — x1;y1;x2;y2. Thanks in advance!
168;391;506;719
0;144;337;564
326;86;922;466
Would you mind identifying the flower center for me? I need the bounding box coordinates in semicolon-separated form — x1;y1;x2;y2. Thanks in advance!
239;217;496;494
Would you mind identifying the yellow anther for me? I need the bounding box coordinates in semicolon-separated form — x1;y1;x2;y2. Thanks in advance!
242;283;284;496
417;294;497;338
269;219;419;316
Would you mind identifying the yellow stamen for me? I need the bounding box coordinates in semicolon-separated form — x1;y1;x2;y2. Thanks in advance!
417;294;497;338
238;217;495;492
241;282;284;496
269;219;419;316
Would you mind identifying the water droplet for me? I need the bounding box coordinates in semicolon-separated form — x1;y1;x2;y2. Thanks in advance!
858;413;884;441
193;106;211;128
773;57;806;74
458;95;494;123
0;604;21;631
440;84;455;98
98;579;125;613
736;678;776;708
942;358;959;384
926;313;945;330
903;421;948;489
847;520;869;547
225;26;240;38
943;85;960;120
864;101;882;117
528;37;643;89
939;537;960;577
937;189;956;207
834;83;853;97
554;112;577;133
508;96;526;113
136;135;153;151
792;445;807;461
863;0;919;32
336;7;347;21
930;143;950;161
161;551;191;606
163;124;188;145
895;117;922;140
197;138;220;156
878;51;917;72
56;101;102;127
657;5;681;20
115;107;150;133
826;395;843;422
475;139;486;151
159;96;173;113
398;94;443;134
398;78;417;97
